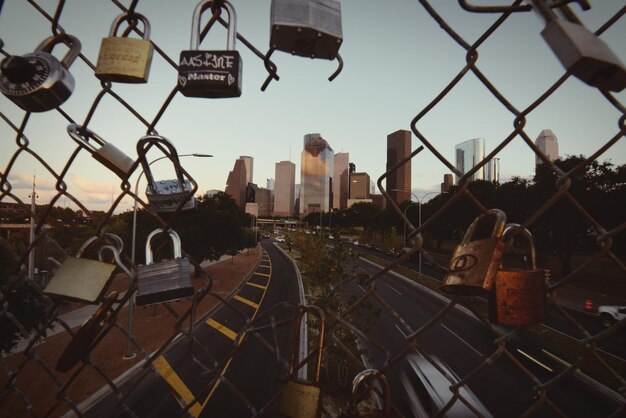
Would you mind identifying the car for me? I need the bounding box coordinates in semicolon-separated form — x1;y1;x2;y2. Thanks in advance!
597;305;626;327
275;236;286;242
398;353;493;418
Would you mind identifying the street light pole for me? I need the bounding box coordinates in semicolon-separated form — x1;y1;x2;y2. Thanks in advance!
126;152;212;359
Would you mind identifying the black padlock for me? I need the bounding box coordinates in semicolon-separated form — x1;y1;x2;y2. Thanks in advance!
178;0;242;98
0;34;81;112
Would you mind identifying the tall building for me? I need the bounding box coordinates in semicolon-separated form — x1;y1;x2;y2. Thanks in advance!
455;138;485;184
487;158;500;183
300;133;334;218
535;129;559;165
333;152;349;210
274;160;296;217
441;174;453;192
350;172;370;199
386;130;412;204
225;158;247;208
256;188;273;217
239;155;254;184
266;178;275;191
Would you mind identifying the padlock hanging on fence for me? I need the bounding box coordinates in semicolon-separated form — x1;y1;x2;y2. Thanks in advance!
280;305;325;418
0;34;81;112
95;12;154;83
440;209;507;296
135;228;194;306
43;234;128;304
488;224;547;326
529;0;626;92
68;124;136;180
339;369;395;418
178;0;242;98
136;134;197;213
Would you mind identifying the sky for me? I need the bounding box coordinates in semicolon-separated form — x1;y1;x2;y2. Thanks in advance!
1;0;625;214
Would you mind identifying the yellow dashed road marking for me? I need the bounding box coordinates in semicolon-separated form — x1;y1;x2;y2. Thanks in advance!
254;272;270;277
233;295;260;309
246;281;267;290
153;356;202;417
206;318;237;341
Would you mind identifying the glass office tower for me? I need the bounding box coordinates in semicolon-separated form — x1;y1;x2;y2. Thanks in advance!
455;138;485;184
300;134;334;218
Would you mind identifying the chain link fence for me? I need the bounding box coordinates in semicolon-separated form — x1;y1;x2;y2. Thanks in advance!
1;0;625;417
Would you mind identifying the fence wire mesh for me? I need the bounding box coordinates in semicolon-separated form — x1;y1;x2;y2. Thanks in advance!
1;0;625;417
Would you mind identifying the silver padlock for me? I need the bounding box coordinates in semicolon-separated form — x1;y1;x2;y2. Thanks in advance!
95;13;154;83
0;34;81;112
531;0;626;92
68;124;135;180
178;0;242;98
136;228;194;306
270;0;343;60
137;134;196;212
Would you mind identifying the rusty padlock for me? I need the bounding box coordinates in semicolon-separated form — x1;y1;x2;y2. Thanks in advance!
67;124;135;180
270;0;343;60
339;369;394;418
531;0;626;92
280;305;325;418
178;0;242;98
489;224;547;326
440;209;507;296
95;13;154;83
136;228;194;306
43;234;126;304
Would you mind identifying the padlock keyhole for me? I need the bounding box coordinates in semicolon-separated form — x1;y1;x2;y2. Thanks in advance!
1;56;36;83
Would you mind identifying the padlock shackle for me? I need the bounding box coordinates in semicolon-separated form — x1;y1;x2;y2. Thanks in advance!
462;208;507;243
144;228;182;265
501;223;537;269
349;369;391;416
289;305;324;384
190;0;237;51
136;134;187;197
98;244;135;282
35;33;81;69
109;12;151;40
76;233;124;258
67;124;109;155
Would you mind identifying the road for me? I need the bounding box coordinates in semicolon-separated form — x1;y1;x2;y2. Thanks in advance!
349;257;624;417
83;241;302;418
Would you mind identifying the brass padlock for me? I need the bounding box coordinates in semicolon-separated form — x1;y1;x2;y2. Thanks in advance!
67;124;135;180
56;291;119;372
440;209;507;296
95;13;154;83
270;0;343;60
137;134;196;212
43;234;125;304
178;0;242;98
136;228;194;306
531;0;626;92
0;34;81;112
280;305;325;418
340;369;394;418
489;224;547;326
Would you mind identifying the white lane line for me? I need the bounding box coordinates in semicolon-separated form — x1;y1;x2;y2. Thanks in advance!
440;324;483;358
386;282;402;296
395;324;408;338
517;349;553;373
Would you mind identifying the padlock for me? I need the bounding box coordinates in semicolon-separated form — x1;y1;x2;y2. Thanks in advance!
339;369;394;418
0;33;81;112
270;0;343;60
440;209;507;296
137;134;196;212
178;0;242;98
43;234;125;304
531;0;626;92
56;291;118;372
489;224;547;326
280;305;325;418
95;13;154;83
67;123;135;180
136;228;194;306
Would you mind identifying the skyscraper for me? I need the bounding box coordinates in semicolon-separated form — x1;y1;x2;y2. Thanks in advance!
441;174;453;192
386;130;412;204
300;133;334;218
333;152;349;210
239;155;253;184
455;138;485;184
535;129;559;165
225;158;247;208
350;172;370;199
487;158;500;183
274;161;295;217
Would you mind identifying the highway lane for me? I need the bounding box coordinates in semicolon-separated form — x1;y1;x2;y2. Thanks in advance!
349;258;624;417
83;241;302;418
